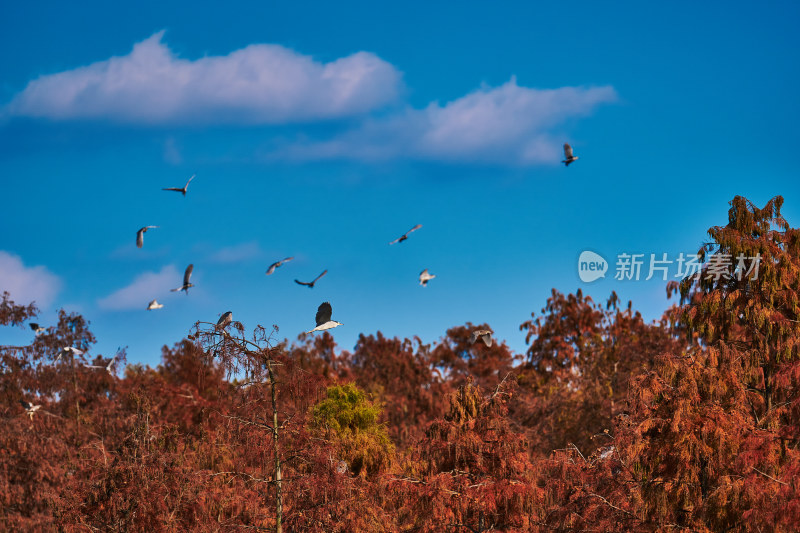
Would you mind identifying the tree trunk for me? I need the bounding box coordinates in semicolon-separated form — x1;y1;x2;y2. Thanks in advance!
268;363;283;533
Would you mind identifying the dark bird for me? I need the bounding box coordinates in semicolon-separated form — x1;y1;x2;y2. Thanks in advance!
562;143;579;166
266;257;294;275
469;329;493;347
136;225;159;248
20;400;41;420
307;302;343;333
162;174;195;196
419;269;436;287
171;264;194;293
389;224;422;245
217;311;233;329
295;269;327;288
29;323;45;335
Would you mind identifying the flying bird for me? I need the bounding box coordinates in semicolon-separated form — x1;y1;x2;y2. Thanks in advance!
57;346;84;362
29;323;45;335
217;311;233;329
469;329;493;347
146;300;164;310
86;355;117;376
266;257;294;275
171;264;194;293
295;270;327;288
419;269;436;287
562;143;579;166
162;174;195;196
389;224;423;245
306;302;343;334
20;400;41;420
136;226;159;248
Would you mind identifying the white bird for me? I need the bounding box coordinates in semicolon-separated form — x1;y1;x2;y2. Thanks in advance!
306;302;343;334
295;270;327;288
171;264;194;293
562;143;579;166
419;269;436;287
217;311;233;329
389;224;422;245
147;300;164;310
86;355;116;375
469;329;493;347
29;323;45;335
20;400;41;420
136;226;159;249
162;174;195;196
266;257;294;275
56;346;84;362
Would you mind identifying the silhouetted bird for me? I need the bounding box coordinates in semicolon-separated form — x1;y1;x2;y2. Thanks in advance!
171;264;194;293
389;224;422;245
307;302;342;333
469;329;493;347
419;269;436;287
162;174;195;196
29;323;45;335
562;143;579;166
136;226;159;248
266;257;294;275
295;270;327;288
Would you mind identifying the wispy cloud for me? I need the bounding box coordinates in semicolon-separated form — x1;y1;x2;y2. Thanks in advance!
208;241;264;264
5;31;402;125
0;251;62;309
97;265;179;311
278;78;618;165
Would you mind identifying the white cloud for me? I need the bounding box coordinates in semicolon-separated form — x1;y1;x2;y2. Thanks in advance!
278;78;617;165
208;242;263;263
97;265;179;311
0;251;62;309
5;31;402;124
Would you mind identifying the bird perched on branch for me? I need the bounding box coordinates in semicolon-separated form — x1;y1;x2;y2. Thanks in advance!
171;264;194;294
562;143;579;166
217;311;233;329
419;269;436;287
306;302;342;334
162;174;195;196
469;329;493;347
295;270;327;288
389;224;422;245
136;226;158;248
266;257;294;275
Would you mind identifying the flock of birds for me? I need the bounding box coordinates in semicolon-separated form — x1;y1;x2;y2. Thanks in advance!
18;143;581;418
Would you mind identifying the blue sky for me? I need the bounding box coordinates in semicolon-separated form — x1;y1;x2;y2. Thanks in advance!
2;0;799;367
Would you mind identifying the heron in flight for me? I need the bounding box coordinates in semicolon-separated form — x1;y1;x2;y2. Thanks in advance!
29;323;45;335
562;143;579;166
389;224;422;245
171;264;194;293
295;270;327;288
307;302;343;334
86;355;117;376
217;311;233;329
20;400;41;420
162;174;195;196
469;329;493;347
266;257;294;275
147;300;164;310
136;226;159;248
419;269;436;287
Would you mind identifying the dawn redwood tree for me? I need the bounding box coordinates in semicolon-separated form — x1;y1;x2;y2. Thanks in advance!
516;289;680;455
